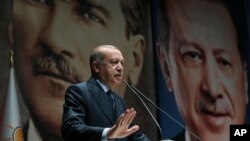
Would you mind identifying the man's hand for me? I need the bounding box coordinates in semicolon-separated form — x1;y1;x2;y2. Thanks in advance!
107;108;139;139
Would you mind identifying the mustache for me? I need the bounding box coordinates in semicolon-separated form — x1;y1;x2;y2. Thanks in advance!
198;91;233;116
31;51;82;83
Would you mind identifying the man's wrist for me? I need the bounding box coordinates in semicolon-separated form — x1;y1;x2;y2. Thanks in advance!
102;128;113;141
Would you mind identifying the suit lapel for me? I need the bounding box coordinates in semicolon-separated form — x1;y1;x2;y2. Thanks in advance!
87;78;117;124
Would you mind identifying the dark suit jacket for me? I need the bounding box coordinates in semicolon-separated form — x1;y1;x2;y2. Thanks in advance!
61;77;150;141
172;130;185;141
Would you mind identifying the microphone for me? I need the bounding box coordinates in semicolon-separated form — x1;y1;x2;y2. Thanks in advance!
123;80;201;141
122;80;163;140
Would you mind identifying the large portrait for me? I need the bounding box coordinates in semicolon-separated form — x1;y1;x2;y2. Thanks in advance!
155;0;250;141
0;0;157;140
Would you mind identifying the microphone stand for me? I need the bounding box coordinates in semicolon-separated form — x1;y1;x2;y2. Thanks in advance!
123;80;201;140
129;84;201;141
122;80;163;140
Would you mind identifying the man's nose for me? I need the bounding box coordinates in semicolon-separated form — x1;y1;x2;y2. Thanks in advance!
117;63;123;71
39;5;75;57
201;59;222;98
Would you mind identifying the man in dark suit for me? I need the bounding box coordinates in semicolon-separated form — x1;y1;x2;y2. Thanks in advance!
61;45;150;141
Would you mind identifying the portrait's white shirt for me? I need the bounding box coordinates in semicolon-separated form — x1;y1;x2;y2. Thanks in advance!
185;129;191;141
28;119;42;141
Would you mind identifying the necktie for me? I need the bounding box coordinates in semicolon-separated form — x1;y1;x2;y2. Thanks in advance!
107;90;116;112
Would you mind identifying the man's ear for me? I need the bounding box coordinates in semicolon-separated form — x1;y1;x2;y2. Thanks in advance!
128;35;145;85
92;61;100;73
156;43;173;92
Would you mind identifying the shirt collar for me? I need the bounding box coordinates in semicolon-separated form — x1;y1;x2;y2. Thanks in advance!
28;119;42;141
185;128;191;141
96;79;109;93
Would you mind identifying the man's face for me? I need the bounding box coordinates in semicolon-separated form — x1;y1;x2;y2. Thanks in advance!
159;0;248;141
11;0;143;138
97;47;124;89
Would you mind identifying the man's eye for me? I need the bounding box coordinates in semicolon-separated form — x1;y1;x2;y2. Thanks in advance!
218;58;233;74
77;11;104;24
219;59;231;66
182;51;203;66
185;52;201;59
110;60;123;66
83;13;101;22
110;61;117;65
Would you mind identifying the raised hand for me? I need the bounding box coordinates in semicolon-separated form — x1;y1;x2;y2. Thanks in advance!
107;108;140;139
